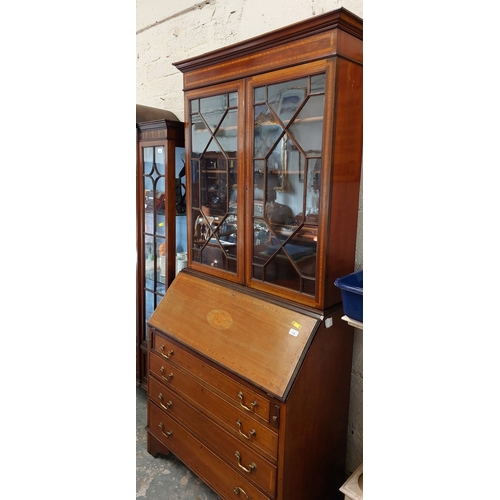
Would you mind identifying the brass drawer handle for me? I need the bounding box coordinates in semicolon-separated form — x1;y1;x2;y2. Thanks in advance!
235;451;256;473
236;419;256;440
160;345;174;359
158;423;172;438
158;393;172;411
160;367;174;382
237;391;258;412
234;486;251;499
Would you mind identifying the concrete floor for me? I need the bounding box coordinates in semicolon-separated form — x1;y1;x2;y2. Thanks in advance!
136;386;221;500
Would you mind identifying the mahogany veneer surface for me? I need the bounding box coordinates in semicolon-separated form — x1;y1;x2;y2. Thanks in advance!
148;271;320;400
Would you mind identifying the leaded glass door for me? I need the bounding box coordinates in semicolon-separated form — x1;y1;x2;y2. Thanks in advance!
249;71;326;298
143;144;167;333
187;82;244;282
136;111;185;388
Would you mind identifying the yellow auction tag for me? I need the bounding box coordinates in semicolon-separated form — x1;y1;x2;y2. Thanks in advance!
292;321;302;330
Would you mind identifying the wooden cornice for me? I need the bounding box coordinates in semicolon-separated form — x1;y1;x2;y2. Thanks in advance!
173;7;362;73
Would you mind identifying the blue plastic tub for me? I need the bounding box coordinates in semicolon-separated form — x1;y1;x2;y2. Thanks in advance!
334;270;363;322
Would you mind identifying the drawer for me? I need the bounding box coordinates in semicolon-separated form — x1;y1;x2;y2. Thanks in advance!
148;403;273;500
149;378;277;497
151;329;273;424
149;351;279;460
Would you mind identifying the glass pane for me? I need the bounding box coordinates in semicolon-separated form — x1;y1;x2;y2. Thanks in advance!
156;238;166;286
144;175;153;192
216;109;238;158
144;211;154;235
311;74;325;93
156;214;166;237
254;105;282;157
144;234;155;286
306;158;321;219
219;214;238;245
288;95;324;155
228;92;238;107
192;209;205;261
155;189;165;215
254;244;302;292
267;139;284;191
253;220;270;247
203;137;222;161
302;279;315;296
201;242;224;268
144;176;154;217
191;159;200;208
155;172;165;193
155;146;165;175
228;159;238;212
254;86;266;103
268;78;307;125
285;232;316;277
156;282;166;295
191;114;211;155
251;73;325;297
202;170;227;216
175;137;188;253
189;91;238;275
253;160;265;202
145;290;155;322
155;215;165;237
143;147;154;175
200;94;227;131
272;163;305;222
144;172;153;189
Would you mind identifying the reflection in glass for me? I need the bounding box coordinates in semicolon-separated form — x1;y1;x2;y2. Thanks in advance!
311;74;326;93
251;74;325;296
144;290;154;340
216;109;238;158
191;114;211;156
200;94;227;131
143;147;154;175
254;105;282;157
306;159;321;218
268;78;307;125
144;234;155;285
155;146;165;175
288;94;325;155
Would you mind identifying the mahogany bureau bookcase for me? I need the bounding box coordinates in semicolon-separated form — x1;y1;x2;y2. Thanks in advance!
146;7;363;500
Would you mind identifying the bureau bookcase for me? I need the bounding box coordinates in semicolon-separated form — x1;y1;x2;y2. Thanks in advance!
146;8;362;500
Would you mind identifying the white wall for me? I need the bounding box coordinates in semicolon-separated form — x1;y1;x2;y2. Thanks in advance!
137;0;363;475
137;0;363;119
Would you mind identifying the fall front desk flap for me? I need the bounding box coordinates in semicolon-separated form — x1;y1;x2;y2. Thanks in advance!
148;271;322;401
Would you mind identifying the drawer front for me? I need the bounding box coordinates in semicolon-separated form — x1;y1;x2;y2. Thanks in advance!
149;352;278;460
148;403;273;500
149;378;277;497
151;329;272;424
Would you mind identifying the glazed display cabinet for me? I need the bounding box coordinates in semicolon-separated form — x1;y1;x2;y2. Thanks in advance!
136;105;186;388
175;8;362;311
146;7;363;500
